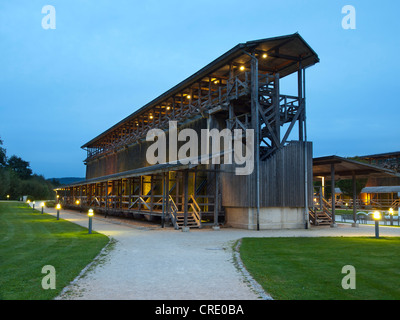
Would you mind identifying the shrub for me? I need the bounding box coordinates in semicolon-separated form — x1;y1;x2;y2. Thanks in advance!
45;200;56;208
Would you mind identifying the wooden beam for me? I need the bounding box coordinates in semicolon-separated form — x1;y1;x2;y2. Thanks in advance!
183;170;189;230
331;164;336;225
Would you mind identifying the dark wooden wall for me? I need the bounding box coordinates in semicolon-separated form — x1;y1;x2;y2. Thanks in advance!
85;118;208;179
221;141;313;208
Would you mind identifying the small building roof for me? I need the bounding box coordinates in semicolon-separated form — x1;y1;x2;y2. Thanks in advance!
361;186;400;194
359;151;400;160
313;155;400;180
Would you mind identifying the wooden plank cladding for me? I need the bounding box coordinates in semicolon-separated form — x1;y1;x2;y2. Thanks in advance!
86;117;207;180
221;141;313;208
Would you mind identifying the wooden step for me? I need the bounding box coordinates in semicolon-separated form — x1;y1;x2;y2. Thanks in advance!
172;212;201;229
310;210;332;226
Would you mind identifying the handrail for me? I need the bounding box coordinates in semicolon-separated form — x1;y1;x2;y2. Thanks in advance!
190;195;201;213
189;195;202;227
168;195;179;230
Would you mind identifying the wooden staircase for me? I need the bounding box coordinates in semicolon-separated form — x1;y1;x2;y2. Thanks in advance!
174;212;201;229
168;195;201;230
310;208;332;226
310;188;333;226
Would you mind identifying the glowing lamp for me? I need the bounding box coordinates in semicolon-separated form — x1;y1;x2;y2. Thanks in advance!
239;66;245;71
373;211;381;238
262;53;268;58
373;211;381;220
56;203;61;220
88;209;94;234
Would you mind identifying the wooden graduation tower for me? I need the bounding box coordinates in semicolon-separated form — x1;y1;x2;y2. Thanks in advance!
56;33;319;230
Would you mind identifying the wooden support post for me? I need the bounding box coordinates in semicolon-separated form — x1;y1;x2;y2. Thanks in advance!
352;172;358;227
79;186;82;212
111;181;114;209
176;172;180;209
319;186;323;212
150;174;154;213
250;53;260;231
331;164;337;227
166;172;170;225
213;166;220;230
298;65;304;141
183;170;189;232
105;181;109;217
273;73;280;148
162;173;166;228
119;179;122;209
128;178;132;210
139;176;143;211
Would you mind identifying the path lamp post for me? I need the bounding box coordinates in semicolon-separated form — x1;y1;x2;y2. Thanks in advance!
56;203;61;220
6;195;10;200
373;211;381;239
389;208;394;226
32;201;35;211
41;202;45;214
88;209;94;234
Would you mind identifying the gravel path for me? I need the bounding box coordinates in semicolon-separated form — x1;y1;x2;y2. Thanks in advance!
33;203;400;300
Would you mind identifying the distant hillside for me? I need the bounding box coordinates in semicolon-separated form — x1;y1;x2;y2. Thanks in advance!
48;177;85;185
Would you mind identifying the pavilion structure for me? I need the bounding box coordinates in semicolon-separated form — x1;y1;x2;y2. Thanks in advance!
312;155;400;226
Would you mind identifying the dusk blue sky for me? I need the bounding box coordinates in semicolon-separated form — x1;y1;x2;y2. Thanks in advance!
0;0;399;179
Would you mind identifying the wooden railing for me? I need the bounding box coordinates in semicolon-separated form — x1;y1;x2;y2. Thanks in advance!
85;73;258;161
168;195;179;230
189;195;202;227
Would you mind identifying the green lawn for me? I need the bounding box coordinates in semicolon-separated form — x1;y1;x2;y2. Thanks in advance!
0;201;109;300
240;237;400;300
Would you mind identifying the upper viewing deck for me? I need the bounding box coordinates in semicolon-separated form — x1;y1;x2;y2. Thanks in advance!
81;33;319;162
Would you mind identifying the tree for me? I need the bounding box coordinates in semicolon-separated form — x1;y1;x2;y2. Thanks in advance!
0;137;56;200
7;155;32;179
337;178;367;198
0;136;6;167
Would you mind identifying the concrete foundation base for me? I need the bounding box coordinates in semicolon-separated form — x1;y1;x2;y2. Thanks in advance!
225;207;305;230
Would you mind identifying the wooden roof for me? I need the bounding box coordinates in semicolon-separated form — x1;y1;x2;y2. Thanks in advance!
359;151;400;160
82;33;319;149
313;156;400;180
